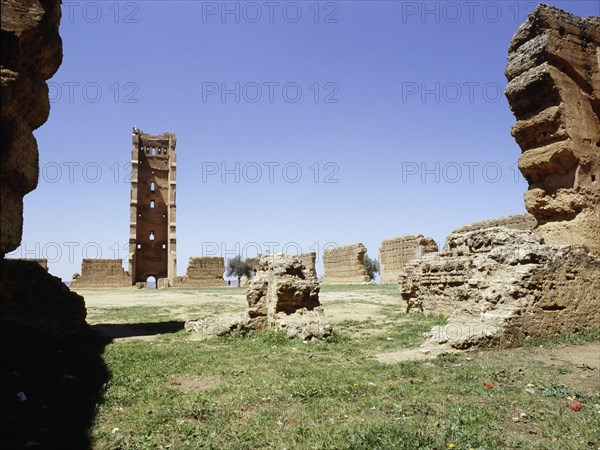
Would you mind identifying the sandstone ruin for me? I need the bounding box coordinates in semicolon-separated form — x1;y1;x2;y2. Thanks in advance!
1;0;63;255
173;257;225;287
323;243;370;284
129;128;177;286
450;213;536;234
505;4;600;256
399;227;599;348
185;254;332;340
295;252;317;275
1;0;87;341
379;234;438;284
70;259;131;288
394;4;600;350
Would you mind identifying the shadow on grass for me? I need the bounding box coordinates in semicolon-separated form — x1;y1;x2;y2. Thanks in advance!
91;320;185;340
1;326;109;450
1;319;185;450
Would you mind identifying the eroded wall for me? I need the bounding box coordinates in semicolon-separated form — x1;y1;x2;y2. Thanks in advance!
323;243;370;284
505;4;600;255
379;234;438;284
1;0;63;255
173;257;225;287
399;228;600;348
70;259;131;289
70;259;131;288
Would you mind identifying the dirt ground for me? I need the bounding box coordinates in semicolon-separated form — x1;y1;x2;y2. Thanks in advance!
81;287;397;325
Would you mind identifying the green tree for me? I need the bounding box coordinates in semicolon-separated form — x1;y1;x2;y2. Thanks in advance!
364;254;380;281
226;255;254;287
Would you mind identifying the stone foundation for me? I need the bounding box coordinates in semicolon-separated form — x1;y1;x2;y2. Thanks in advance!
399;228;600;348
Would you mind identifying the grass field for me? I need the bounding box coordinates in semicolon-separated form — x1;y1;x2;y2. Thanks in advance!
4;285;598;449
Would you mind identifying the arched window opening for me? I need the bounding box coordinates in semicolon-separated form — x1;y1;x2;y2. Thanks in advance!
152;147;156;156
150;181;156;193
149;231;155;241
150;200;155;208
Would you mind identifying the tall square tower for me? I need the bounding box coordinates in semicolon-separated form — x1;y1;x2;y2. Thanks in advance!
129;127;177;285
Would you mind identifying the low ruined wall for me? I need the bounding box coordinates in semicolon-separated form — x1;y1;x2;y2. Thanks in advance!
173;257;224;287
379;234;438;284
323;243;370;284
399;227;600;348
70;259;131;288
450;214;536;234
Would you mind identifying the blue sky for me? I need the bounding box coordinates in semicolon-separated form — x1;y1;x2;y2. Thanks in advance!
10;0;599;281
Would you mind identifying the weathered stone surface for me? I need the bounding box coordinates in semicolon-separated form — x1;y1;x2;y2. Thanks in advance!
128;128;177;285
451;214;537;234
1;0;63;255
272;307;333;340
247;254;321;319
1;260;87;342
323;243;370;284
184;313;253;337
399;227;600;348
173;257;224;287
70;259;131;288
186;254;332;340
295;252;317;275
379;234;438;284
505;4;600;256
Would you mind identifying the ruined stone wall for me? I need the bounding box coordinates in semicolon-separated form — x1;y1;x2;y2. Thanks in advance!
1;1;88;347
295;252;316;275
505;4;600;256
173;257;225;287
379;234;438;284
399;228;600;348
323;243;370;284
1;0;63;255
70;259;131;288
129;128;177;285
186;254;332;340
451;214;536;234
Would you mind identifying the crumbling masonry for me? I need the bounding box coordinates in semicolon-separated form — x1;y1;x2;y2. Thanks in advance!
379;234;438;284
323;244;370;284
505;4;600;255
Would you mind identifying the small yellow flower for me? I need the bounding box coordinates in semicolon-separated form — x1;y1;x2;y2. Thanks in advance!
434;421;439;428
448;444;455;449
